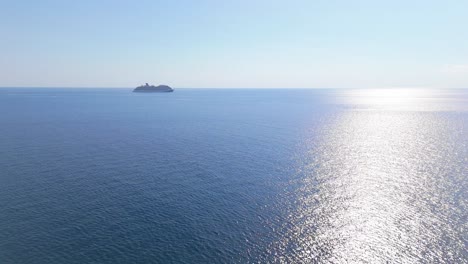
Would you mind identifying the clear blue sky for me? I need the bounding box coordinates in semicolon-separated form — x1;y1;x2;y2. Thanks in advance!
1;0;467;88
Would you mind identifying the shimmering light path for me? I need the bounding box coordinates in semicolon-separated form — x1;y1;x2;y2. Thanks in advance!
265;89;467;263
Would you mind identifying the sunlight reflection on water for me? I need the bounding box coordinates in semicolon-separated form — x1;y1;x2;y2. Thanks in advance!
268;89;467;263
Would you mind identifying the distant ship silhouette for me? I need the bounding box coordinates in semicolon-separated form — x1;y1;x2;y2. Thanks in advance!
133;83;174;92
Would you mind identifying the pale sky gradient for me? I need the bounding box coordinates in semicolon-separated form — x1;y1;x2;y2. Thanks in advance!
1;0;468;88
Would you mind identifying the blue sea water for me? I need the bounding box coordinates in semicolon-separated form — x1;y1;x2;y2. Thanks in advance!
0;88;467;263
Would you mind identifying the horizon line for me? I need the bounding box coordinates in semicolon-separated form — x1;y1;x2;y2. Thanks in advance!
1;86;466;90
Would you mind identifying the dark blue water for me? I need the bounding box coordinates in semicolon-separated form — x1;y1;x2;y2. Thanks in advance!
0;88;467;263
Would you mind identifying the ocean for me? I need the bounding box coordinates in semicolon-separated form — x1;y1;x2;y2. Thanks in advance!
0;88;467;263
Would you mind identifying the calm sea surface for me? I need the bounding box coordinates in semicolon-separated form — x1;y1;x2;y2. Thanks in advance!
0;88;467;263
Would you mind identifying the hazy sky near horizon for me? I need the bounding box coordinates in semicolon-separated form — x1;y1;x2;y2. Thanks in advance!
1;0;468;88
